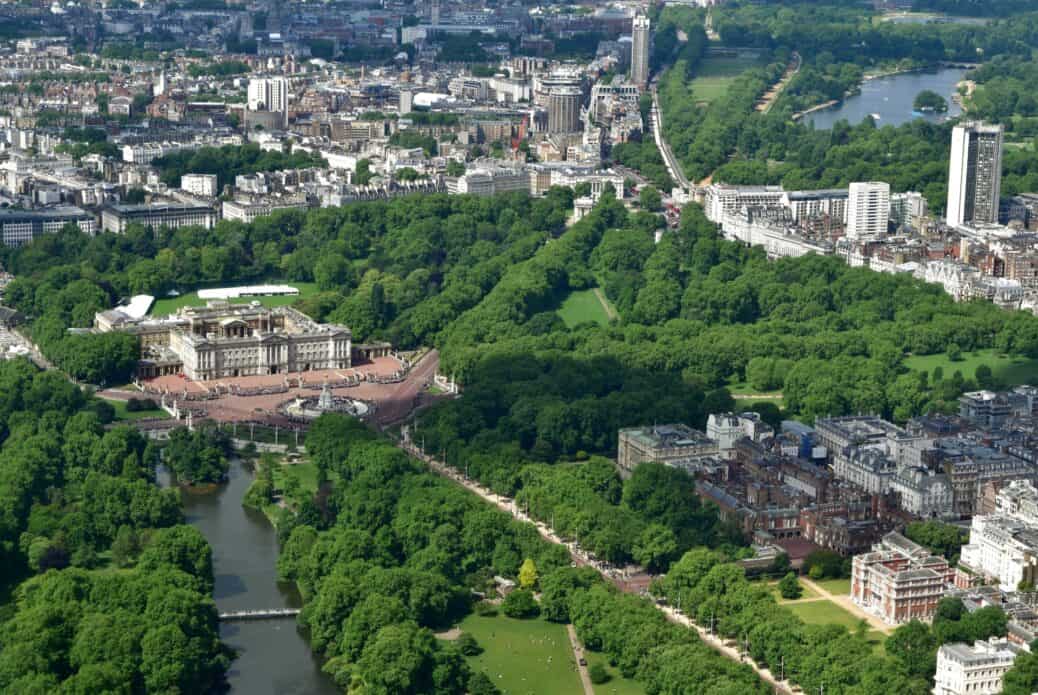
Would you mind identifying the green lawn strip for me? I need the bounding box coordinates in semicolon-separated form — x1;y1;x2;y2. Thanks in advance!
557;288;611;328
813;577;852;595
589;655;646;695
904;349;1038;387
149;282;319;316
786;599;865;631
456;613;583;695
105;397;169;421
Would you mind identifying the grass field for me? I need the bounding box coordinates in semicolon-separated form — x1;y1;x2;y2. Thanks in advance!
150;282;318;316
814;578;852;595
904;349;1038;387
589;655;646;695
772;581;820;603
105;398;169;421
456;613;582;695
271;460;321;496
557;288;614;328
787;600;866;631
690;55;762;103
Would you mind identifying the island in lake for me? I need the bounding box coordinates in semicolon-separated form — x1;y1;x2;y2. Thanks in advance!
914;88;949;113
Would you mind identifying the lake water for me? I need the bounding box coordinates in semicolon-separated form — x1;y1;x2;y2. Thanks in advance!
170;461;339;695
805;67;967;130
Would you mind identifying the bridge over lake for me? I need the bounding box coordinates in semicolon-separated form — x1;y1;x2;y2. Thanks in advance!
218;608;301;622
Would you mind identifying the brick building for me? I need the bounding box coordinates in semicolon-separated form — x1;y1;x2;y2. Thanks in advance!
851;531;955;625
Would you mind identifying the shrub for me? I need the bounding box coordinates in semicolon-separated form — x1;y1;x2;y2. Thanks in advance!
457;632;482;656
474;601;498;617
589;663;610;684
501;589;539;619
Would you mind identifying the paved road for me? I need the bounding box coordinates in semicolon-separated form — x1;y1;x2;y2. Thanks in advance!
566;624;595;695
649;86;693;193
398;430;794;694
373;349;440;427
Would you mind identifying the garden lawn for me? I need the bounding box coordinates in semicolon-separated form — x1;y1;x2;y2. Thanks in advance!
456;613;582;695
150;282;318;316
106;398;169;421
787;599;864;631
814;577;852;595
904;349;1038;387
689;55;763;103
557;288;612;328
589;655;647;695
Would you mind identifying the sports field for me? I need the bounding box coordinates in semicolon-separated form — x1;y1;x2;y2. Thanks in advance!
456;613;583;695
150;282;318;316
690;55;762;103
904;349;1038;387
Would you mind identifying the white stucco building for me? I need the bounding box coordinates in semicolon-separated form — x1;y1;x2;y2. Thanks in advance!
960;480;1038;590
933;638;1025;695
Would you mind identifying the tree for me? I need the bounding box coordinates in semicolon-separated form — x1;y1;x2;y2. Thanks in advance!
501;589;539;619
975;363;996;389
778;572;802;600
947;343;963;362
885;620;937;679
589;662;610;684
468;671;501;695
633;523;679;574
518;558;538;589
639;186;662;211
456;633;482;656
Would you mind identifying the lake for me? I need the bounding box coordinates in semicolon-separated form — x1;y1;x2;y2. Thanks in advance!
805;67;967;130
170;460;340;695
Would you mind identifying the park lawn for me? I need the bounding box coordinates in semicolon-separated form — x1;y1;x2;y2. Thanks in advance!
904;349;1038;387
557;288;612;328
105;398;169;421
689;55;762;103
271;460;321;496
149;282;318;316
786;599;866;632
456;612;583;695
589;656;647;695
814;577;852;595
772;582;820;603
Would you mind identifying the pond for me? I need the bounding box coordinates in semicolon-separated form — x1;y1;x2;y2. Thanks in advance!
166;460;340;695
804;67;968;130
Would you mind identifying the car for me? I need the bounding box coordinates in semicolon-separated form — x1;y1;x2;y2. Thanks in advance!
578;658;587;667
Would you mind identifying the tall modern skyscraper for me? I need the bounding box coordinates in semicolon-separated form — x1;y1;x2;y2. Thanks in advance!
846;181;890;240
631;14;650;89
946;122;1004;228
547;85;582;134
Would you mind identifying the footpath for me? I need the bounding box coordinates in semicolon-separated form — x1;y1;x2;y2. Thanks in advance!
397;427;795;694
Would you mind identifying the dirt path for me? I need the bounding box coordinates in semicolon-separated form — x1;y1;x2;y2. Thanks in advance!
800;577;893;635
592;288;618;321
567;624;595;695
755;52;801;113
